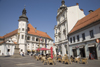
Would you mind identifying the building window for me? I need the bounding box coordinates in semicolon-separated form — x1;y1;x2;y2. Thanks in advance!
22;35;24;39
56;37;57;41
22;28;24;31
56;29;57;34
70;38;72;43
73;37;75;42
82;33;85;40
90;30;94;38
27;36;30;40
77;35;80;41
36;38;38;41
7;49;10;52
32;37;34;41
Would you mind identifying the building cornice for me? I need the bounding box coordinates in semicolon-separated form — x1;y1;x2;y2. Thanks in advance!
68;19;100;36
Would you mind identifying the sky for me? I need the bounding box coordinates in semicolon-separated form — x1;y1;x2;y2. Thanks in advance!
0;0;100;42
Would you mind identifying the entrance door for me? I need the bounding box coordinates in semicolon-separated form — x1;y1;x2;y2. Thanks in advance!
72;49;77;57
80;47;85;57
89;45;97;59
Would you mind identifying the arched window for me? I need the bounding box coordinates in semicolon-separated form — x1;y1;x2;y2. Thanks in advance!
27;36;30;40
36;38;38;41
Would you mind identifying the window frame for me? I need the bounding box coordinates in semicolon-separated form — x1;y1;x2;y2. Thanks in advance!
82;33;85;40
22;35;24;39
73;36;75;42
22;28;24;31
27;36;30;40
70;38;72;43
90;30;94;38
77;35;80;41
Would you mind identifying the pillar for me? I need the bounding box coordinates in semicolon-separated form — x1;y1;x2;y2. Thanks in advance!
62;44;66;56
85;44;89;58
69;46;73;56
77;48;80;56
96;43;99;59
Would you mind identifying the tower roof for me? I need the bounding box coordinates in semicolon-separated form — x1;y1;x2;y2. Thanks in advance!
18;8;28;22
60;0;67;9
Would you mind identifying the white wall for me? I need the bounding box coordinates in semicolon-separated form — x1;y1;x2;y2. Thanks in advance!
0;44;15;56
67;5;85;33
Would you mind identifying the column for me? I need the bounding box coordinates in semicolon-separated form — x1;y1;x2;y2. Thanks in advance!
69;46;73;56
77;48;80;56
96;43;99;59
85;44;89;58
62;44;66;56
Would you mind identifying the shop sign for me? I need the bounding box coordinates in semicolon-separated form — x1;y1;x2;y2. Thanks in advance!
96;38;100;43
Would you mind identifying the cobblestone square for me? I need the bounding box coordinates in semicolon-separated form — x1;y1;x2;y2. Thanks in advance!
0;55;100;67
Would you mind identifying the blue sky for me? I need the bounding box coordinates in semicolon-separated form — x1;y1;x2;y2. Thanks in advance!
0;0;100;42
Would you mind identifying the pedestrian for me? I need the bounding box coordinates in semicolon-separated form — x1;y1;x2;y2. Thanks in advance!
22;52;24;57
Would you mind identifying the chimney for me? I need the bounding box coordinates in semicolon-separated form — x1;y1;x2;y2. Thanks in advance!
89;10;93;13
76;3;79;5
35;27;37;32
80;9;83;11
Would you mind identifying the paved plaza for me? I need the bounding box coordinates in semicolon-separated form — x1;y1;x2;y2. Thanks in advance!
0;55;100;67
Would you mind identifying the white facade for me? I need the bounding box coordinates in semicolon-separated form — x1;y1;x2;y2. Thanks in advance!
54;1;85;56
0;8;53;56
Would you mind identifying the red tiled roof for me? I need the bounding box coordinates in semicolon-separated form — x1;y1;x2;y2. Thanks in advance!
0;41;5;45
3;29;18;38
69;8;100;34
0;23;52;40
0;36;4;39
28;23;52;40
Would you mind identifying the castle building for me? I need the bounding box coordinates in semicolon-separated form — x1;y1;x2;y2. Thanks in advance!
0;8;53;56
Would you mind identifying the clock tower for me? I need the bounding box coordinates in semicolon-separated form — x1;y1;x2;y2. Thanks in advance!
18;8;28;55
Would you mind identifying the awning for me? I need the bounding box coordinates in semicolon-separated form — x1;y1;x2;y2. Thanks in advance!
32;50;35;52
27;49;31;52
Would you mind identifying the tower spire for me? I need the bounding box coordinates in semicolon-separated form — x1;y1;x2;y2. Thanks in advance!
18;7;28;22
60;0;67;9
61;0;65;5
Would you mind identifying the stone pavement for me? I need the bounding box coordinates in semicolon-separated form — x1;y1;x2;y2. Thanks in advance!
0;55;100;67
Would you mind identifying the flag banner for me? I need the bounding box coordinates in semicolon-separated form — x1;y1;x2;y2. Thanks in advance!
40;37;42;41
